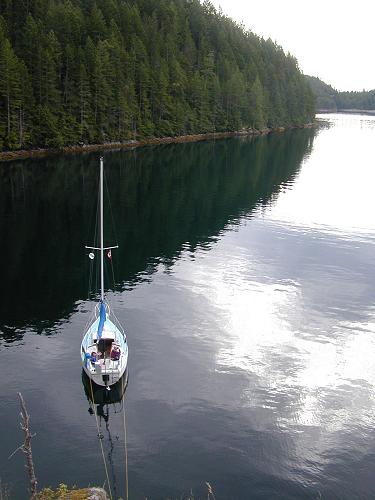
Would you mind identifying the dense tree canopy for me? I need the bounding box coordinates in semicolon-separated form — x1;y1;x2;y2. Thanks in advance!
0;0;315;151
306;75;375;111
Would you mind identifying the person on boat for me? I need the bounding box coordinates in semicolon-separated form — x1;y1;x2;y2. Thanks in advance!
90;351;97;364
110;346;120;361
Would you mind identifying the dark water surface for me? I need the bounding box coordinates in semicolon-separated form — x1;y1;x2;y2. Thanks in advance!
1;114;375;499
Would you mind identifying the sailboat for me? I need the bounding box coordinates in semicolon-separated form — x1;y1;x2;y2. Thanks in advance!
81;157;128;387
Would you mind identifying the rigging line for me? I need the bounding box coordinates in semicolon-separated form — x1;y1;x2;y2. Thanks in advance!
104;170;119;296
89;206;98;300
103;166;119;298
105;411;118;500
87;258;94;301
104;168;119;247
85;168;100;246
88;185;100;301
121;374;130;500
95;178;101;299
87;176;100;301
88;376;113;500
110;256;116;292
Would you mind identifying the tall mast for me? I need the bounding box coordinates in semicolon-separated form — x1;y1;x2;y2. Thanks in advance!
85;157;118;302
100;156;104;302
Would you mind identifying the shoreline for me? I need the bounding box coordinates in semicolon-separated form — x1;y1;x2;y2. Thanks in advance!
317;109;375;116
0;125;311;163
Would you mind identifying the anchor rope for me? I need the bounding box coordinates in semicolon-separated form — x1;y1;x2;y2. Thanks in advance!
121;373;130;500
88;376;113;500
105;416;118;499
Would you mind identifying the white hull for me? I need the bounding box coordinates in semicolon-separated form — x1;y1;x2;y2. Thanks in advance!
82;361;127;387
82;367;129;402
81;315;128;387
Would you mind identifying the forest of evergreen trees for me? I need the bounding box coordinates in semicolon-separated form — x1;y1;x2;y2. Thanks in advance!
305;75;375;111
0;0;315;151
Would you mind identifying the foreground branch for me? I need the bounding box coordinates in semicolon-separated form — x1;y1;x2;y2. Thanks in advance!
17;392;38;499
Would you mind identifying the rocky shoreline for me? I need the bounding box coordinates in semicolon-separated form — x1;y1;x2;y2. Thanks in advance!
317;109;375;116
0;125;310;163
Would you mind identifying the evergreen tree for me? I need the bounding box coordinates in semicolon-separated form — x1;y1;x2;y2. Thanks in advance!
250;75;266;130
0;0;315;151
0;37;21;148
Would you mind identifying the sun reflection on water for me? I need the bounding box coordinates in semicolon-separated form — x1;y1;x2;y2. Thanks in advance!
178;113;375;474
184;227;375;475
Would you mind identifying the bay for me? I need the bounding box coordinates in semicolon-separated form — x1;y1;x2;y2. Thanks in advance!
1;114;375;499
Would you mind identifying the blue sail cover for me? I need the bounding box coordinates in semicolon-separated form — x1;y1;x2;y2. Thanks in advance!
97;301;106;339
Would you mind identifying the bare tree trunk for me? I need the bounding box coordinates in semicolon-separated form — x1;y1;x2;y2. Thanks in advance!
17;393;38;500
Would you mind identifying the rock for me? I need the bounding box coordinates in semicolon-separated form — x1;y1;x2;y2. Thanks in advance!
86;487;109;499
38;485;110;499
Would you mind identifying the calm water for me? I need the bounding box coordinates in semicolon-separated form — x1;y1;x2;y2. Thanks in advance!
1;115;375;499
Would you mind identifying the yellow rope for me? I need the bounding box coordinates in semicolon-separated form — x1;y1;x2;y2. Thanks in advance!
88;375;113;500
122;372;130;500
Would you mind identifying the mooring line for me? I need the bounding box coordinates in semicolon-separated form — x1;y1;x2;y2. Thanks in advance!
121;373;129;500
88;376;113;500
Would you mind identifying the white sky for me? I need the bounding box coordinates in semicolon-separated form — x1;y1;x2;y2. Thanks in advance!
211;0;375;92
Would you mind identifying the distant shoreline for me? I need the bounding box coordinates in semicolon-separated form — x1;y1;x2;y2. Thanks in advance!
0;127;298;163
318;109;375;116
